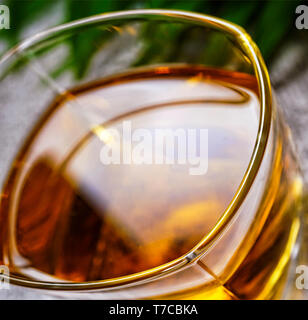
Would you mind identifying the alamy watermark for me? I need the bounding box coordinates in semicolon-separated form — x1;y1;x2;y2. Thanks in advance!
0;5;10;30
295;265;308;290
295;5;308;29
98;121;209;176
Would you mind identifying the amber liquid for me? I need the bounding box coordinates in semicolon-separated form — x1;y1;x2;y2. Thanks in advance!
0;66;302;299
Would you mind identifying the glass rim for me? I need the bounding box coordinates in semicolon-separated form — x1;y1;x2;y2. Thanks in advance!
0;8;272;291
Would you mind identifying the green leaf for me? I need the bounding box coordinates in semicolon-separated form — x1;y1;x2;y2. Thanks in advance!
218;0;260;27
65;0;133;79
252;0;302;60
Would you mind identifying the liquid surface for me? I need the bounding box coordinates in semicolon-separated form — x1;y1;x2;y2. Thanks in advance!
0;66;260;282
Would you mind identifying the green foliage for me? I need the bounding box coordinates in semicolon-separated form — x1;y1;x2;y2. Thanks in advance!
252;0;302;59
0;0;304;79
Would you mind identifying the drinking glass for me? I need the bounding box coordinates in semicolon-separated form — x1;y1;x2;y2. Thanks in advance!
0;9;305;299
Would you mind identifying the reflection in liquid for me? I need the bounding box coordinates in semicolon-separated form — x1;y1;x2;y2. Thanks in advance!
1;66;259;281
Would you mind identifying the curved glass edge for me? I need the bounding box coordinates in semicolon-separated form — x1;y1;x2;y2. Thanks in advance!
0;9;272;291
